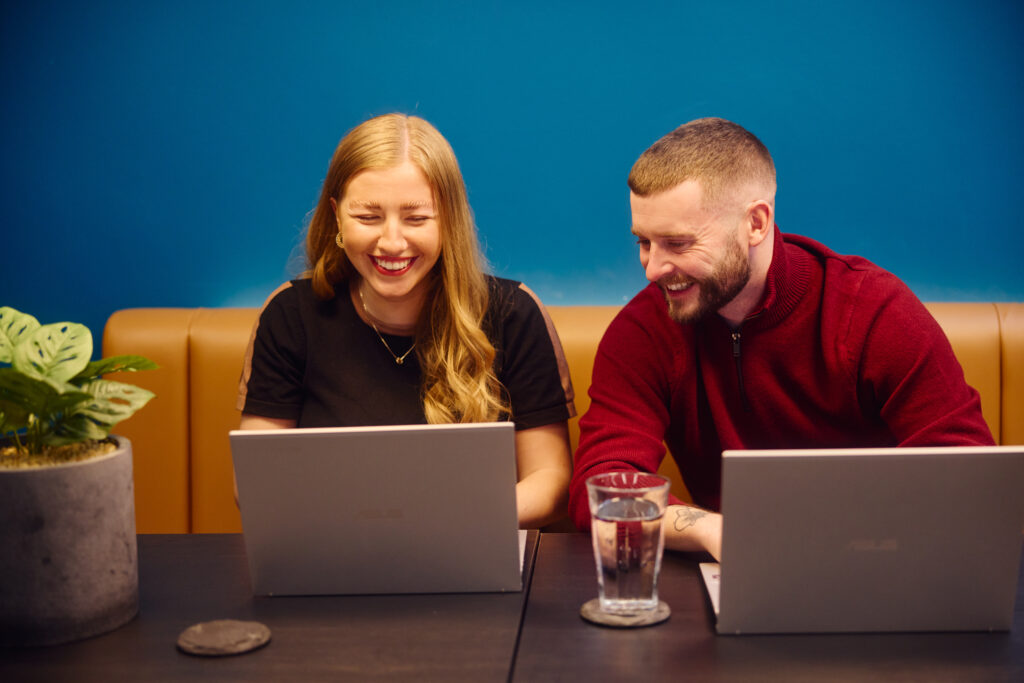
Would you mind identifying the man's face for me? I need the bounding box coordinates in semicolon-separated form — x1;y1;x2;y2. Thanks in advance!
630;180;751;324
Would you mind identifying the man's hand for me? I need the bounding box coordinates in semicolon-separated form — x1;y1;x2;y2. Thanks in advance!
663;504;722;561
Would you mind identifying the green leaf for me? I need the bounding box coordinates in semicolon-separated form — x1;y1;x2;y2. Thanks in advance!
0;307;40;364
41;388;94;415
70;379;155;425
45;414;110;445
13;322;92;383
0;369;94;432
73;355;160;383
0;367;57;417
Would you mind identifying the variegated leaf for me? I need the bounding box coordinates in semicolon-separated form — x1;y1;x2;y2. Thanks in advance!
13;322;92;383
71;379;155;424
45;414;110;445
0;307;40;364
0;367;59;416
74;355;160;383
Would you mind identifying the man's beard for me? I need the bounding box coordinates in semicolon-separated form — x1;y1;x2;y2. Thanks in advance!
661;238;751;324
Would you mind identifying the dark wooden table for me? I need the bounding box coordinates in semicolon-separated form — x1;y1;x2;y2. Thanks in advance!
512;533;1024;682
0;533;538;682
3;532;1022;682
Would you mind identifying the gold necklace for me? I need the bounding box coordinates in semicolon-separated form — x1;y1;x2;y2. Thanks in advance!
358;288;416;365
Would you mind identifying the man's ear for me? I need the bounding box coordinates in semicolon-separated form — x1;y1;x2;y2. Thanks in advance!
745;199;773;247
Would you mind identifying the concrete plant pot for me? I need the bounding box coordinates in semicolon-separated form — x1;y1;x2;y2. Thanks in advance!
0;436;139;647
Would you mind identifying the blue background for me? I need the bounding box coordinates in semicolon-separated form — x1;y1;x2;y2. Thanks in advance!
2;1;1022;345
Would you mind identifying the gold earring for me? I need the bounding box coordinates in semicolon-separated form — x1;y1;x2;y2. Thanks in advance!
335;232;344;249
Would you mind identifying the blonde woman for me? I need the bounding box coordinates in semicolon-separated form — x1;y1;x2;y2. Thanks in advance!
237;114;574;528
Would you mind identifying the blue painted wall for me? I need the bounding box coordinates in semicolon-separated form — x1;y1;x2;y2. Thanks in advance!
2;1;1022;344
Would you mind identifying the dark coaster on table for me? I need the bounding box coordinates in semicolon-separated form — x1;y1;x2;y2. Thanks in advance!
176;619;272;656
580;599;671;628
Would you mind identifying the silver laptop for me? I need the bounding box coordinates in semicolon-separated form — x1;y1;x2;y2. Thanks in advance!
229;422;523;596
700;446;1024;634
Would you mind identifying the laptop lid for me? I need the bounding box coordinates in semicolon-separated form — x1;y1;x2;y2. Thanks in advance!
230;422;522;596
703;446;1024;634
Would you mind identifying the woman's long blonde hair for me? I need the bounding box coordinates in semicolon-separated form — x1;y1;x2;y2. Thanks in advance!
305;113;506;423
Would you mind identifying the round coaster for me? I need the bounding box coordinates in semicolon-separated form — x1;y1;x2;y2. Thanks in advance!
580;599;671;628
176;619;272;656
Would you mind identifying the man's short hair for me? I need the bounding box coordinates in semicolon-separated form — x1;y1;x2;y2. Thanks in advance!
628;117;776;209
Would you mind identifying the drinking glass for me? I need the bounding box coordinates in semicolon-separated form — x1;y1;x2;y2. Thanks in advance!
586;472;671;614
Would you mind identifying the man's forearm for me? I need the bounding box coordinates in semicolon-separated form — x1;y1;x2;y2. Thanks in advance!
663;504;722;560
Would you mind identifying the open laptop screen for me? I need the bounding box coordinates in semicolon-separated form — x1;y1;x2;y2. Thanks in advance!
230;422;522;596
705;446;1024;634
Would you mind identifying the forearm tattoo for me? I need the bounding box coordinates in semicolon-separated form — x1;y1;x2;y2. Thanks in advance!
673;506;708;533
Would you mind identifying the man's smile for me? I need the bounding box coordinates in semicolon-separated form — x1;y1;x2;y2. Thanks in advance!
660;278;695;296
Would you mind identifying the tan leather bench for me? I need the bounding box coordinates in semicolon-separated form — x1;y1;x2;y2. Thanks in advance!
103;303;1024;533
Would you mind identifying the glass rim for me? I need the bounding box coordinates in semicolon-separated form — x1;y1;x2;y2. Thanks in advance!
585;471;671;493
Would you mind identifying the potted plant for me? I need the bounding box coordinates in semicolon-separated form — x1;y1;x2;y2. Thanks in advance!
0;306;157;647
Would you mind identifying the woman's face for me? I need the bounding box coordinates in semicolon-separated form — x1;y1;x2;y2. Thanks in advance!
335;161;442;320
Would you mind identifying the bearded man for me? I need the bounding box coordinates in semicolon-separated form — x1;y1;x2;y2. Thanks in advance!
568;118;994;559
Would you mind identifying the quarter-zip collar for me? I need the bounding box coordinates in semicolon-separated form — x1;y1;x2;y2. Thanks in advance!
712;226;812;413
738;225;813;331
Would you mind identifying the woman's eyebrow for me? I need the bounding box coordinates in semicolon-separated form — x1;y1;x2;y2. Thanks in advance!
400;201;433;210
347;200;381;209
346;200;432;210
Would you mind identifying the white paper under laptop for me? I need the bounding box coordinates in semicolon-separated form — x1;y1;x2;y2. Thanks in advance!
230;422;523;596
700;446;1024;634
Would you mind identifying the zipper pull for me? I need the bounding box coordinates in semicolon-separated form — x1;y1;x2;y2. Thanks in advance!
730;330;751;411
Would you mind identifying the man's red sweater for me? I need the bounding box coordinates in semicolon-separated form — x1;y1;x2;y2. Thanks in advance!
569;229;994;529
